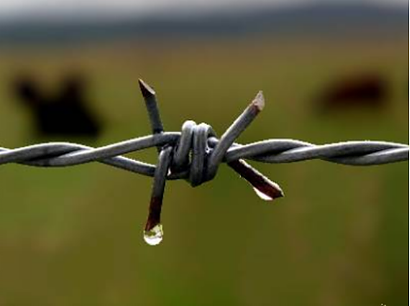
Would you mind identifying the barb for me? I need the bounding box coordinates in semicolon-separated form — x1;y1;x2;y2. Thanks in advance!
0;80;408;246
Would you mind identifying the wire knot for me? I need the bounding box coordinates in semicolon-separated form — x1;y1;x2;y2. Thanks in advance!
1;79;406;246
171;121;215;187
139;79;287;245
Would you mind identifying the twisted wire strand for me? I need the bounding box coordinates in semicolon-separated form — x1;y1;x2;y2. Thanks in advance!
1;81;406;184
0;133;407;177
1;79;408;245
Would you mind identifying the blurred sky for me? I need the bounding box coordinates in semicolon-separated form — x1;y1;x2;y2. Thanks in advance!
0;0;407;19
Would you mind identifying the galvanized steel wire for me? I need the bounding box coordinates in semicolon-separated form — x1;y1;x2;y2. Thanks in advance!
0;135;407;178
1;79;408;245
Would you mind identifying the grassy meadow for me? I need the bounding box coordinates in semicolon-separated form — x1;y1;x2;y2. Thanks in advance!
0;36;408;305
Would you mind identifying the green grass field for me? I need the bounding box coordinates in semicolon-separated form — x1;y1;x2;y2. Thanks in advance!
0;37;408;305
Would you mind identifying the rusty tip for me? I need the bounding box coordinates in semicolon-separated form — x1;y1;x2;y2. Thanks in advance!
144;214;160;232
252;91;265;111
270;181;285;199
144;219;160;232
144;196;162;231
254;179;284;201
138;79;156;98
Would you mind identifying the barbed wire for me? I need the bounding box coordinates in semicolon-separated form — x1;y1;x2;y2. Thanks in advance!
1;79;408;245
0;134;407;176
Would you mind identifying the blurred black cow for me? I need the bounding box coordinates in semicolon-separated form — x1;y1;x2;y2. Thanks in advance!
316;73;388;112
13;73;101;138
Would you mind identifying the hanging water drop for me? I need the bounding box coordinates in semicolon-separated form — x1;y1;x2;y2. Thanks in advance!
143;224;164;246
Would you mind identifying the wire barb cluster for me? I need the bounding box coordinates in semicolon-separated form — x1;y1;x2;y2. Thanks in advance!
0;79;408;245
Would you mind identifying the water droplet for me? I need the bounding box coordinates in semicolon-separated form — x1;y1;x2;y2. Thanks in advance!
253;187;273;201
143;224;164;246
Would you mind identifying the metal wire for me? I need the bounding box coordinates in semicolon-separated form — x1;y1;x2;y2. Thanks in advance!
1;79;408;244
0;135;407;176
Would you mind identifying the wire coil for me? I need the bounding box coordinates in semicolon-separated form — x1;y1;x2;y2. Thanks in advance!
0;130;407;180
1;79;408;245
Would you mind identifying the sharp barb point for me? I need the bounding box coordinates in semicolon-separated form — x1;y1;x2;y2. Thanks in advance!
139;79;156;97
0;80;407;247
228;159;284;201
253;91;265;111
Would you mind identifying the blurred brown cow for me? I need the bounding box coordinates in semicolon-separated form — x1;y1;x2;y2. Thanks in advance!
316;73;388;112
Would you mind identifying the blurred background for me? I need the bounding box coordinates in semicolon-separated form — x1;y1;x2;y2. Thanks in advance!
0;0;408;305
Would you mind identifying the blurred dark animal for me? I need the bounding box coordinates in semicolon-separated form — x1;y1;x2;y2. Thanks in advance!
317;74;388;112
12;73;101;137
